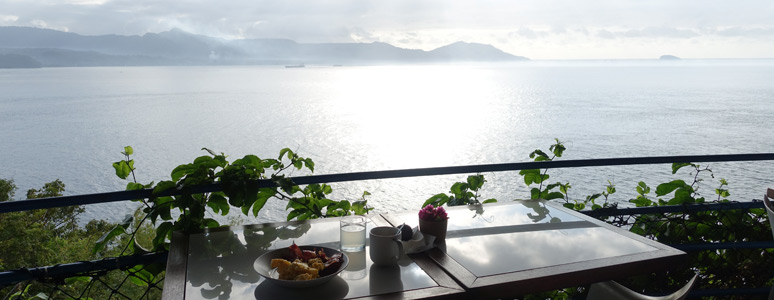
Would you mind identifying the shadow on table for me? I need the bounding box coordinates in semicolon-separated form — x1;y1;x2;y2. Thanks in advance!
254;276;349;300
188;223;312;299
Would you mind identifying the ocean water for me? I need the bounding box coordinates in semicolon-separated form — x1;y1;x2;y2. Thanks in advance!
1;60;773;224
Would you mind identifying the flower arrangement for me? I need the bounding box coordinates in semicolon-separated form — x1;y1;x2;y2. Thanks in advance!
419;204;448;222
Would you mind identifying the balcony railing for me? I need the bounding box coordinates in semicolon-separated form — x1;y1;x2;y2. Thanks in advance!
2;152;774;299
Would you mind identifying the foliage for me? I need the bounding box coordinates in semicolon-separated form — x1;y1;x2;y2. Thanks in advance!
3;140;773;299
519;139;572;202
427;140;773;299
0;179;89;270
617;164;774;298
0;178;15;202
423;174;497;207
0;178;158;300
101;146;372;255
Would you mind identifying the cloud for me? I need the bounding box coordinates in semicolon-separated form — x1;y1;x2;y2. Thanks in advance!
65;0;109;5
596;29;616;40
710;26;774;37
0;15;19;23
2;0;774;58
511;27;539;39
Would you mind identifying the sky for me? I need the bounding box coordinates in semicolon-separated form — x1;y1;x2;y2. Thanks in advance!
1;0;774;59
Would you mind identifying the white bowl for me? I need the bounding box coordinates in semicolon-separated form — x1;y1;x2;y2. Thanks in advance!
254;246;349;288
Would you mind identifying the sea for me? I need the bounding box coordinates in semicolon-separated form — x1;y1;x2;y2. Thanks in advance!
1;60;773;225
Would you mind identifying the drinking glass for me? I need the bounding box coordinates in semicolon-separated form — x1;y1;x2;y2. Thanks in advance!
340;216;366;251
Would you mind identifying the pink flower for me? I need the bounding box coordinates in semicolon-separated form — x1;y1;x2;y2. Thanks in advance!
419;204;449;221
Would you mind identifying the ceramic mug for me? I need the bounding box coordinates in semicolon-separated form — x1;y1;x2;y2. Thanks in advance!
369;226;405;265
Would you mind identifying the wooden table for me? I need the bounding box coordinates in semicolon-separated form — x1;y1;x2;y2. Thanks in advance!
381;200;687;299
162;215;465;300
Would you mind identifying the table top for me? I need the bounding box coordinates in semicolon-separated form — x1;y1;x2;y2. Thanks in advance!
381;200;687;298
162;215;464;300
162;200;685;300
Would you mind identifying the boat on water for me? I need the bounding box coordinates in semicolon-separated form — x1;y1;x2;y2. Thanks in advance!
285;64;305;68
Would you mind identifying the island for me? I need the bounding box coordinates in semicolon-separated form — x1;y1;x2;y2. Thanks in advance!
659;55;681;60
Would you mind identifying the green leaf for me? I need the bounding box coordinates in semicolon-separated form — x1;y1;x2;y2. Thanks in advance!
153;180;177;194
450;182;468;197
332;200;351;212
287;208;308;221
192;155;213;165
93;214;133;254
240;154;262;168
292;159;303;169
482;198;497;204
655;180;688;196
668;188;694;205
550;140;566;157
155;197;174;221
630;196;652;207
170;164;195;182
207;193;230;215
519;169;541;185
529;149;550;161
304;158;315;172
423;193;449;207
530;188;540;199
125;182;144;191
352;200;371;215
127;264;158;287
279;148;293;160
112;161;131;179
543;192;565;200
606;184;616;195
586;193;601;202
467;175;485;191
123;146;134;155
251;189;273;217
671;162;696;174
152;222;173;249
636;182;650;195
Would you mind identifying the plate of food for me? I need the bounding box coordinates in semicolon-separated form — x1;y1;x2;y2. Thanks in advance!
254;242;349;288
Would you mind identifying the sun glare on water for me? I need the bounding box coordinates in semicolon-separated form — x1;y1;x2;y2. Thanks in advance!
326;65;505;170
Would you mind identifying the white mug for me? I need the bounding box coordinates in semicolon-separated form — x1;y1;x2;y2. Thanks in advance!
369;226;405;265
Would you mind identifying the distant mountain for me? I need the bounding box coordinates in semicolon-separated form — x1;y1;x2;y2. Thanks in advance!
0;26;528;68
0;53;42;68
429;41;519;61
659;55;681;60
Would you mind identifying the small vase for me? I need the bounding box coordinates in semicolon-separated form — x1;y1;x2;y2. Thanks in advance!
419;218;448;240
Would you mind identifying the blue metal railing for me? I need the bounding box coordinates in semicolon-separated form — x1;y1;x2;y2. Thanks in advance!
3;153;774;213
2;152;774;296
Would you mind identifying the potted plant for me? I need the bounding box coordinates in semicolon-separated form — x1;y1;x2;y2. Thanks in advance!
418;204;449;240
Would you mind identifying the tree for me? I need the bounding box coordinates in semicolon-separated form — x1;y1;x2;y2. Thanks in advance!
0;178;98;270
